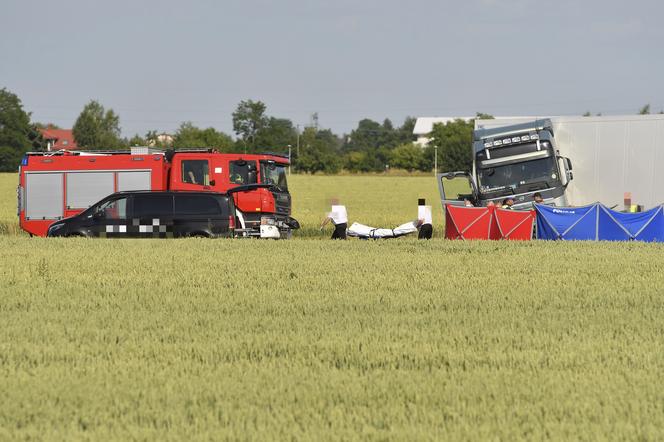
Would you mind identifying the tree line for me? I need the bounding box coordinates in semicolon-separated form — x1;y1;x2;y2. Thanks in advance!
1;86;661;173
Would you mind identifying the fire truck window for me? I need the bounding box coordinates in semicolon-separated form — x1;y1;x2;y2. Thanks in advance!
230;161;253;184
175;195;223;216
182;160;210;185
100;197;128;220
261;162;288;190
133;195;174;218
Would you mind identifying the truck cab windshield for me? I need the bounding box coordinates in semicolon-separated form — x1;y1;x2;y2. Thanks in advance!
261;162;288;191
478;156;559;194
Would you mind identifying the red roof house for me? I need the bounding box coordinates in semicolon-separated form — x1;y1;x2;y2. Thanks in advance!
40;128;78;151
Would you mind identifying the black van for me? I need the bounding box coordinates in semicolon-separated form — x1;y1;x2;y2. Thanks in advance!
47;191;235;238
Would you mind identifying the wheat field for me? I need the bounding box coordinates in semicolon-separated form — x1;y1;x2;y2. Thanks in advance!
1;173;664;440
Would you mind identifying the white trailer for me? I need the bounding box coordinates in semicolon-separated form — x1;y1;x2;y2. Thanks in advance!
474;115;664;209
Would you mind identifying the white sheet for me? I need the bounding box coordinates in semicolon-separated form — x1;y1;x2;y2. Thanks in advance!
347;221;419;239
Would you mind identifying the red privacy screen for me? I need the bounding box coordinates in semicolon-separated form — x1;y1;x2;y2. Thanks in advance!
445;205;535;240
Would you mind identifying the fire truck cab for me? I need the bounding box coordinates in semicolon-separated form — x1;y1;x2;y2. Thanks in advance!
18;148;299;238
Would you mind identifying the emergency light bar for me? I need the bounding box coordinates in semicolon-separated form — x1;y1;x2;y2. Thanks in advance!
483;133;539;149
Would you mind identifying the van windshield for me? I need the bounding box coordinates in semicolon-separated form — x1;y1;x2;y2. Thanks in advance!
261;162;288;191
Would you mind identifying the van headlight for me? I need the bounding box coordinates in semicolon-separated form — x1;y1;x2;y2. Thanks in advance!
48;223;65;235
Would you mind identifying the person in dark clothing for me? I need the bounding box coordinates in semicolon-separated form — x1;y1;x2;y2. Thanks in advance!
418;223;433;239
331;222;347;239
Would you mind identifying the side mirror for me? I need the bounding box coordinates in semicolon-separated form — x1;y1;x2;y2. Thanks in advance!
209;179;216;186
557;156;574;187
93;210;104;220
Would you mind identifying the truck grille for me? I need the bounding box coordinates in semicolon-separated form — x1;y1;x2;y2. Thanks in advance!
273;192;290;215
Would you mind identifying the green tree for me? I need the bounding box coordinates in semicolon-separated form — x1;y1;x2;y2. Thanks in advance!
344;151;370;172
396;117;417;145
232;100;268;152
32;122;61;130
72;100;122;149
145;130;159;147
0;88;32;171
343;119;383;152
315;129;342;151
297;127;341;174
24;125;47;151
475;112;494;120
254;117;297;153
342;117;419;171
128;134;146;146
425;119;474;172
390;143;426;172
639;104;650;115
172;122;233;150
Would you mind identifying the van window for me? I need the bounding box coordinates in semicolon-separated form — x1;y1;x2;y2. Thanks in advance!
133;194;173;218
174;195;223;216
182;160;210;185
99;197;128;219
230;160;256;185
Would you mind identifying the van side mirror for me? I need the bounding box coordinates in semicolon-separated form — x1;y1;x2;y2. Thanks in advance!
209;179;216;186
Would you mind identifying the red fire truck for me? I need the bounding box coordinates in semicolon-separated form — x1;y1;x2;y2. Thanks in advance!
17;148;299;238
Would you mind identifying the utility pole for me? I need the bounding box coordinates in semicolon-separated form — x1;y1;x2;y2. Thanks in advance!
296;124;300;157
288;145;292;175
434;145;438;177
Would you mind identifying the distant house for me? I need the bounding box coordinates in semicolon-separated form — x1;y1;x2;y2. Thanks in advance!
147;133;174;147
39;127;78;151
413;117;474;146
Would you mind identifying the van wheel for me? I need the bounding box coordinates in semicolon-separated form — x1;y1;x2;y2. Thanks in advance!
189;232;209;238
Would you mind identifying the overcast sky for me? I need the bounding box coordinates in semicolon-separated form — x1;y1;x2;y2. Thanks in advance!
1;0;663;138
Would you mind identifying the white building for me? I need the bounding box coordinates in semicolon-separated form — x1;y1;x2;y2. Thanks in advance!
413;117;474;146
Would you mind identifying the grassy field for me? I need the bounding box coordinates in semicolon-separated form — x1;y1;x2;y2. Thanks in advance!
0;173;19;235
289;174;443;236
1;172;664;440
